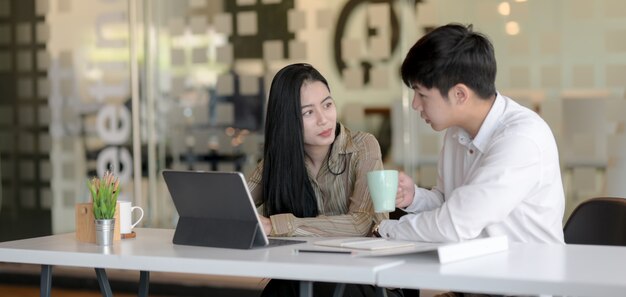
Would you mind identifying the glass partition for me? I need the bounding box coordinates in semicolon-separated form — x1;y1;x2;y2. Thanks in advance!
1;0;625;240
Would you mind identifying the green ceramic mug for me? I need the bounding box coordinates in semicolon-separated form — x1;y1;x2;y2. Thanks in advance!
367;170;398;213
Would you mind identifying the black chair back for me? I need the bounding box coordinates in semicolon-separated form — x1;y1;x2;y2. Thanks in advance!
563;197;626;246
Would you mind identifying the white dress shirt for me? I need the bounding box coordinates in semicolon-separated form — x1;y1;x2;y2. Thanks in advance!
380;93;565;244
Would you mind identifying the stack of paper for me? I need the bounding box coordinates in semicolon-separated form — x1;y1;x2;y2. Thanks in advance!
313;236;509;264
315;238;417;250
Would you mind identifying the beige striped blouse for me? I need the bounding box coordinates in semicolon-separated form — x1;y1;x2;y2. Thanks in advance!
247;124;387;237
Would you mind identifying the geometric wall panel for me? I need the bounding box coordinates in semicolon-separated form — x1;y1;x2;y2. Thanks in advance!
189;16;207;34
0;0;52;241
510;66;530;88
57;0;71;13
225;0;294;59
540;32;561;55
36;22;48;43
17;51;33;71
0;51;11;71
263;40;283;61
214;13;233;35
18;77;34;98
191;47;208;64
287;9;306;33
605;30;626;52
0;25;10;44
236;0;256;5
606;65;626;87
170;48;185;66
370;66;389;88
604;0;626;18
341;38;362;61
216;44;234;64
19;106;35;126
216;73;234;96
239;74;259;95
567;0;594;19
189;0;207;8
237;11;258;36
288;40;306;60
168;18;185;36
572;65;594;88
35;0;48;16
20;160;36;180
508;34;530;55
540;65;561;88
37;77;49;97
21;189;36;208
0;0;10;17
16;23;31;44
369;36;390;59
0;106;12;124
316;9;331;29
343;67;364;89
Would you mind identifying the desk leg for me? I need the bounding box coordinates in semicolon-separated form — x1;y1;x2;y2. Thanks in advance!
375;286;389;297
138;270;149;297
95;268;113;297
299;281;313;297
40;265;52;297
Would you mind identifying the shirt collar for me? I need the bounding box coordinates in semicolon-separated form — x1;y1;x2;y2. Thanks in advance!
325;123;354;169
472;92;505;152
307;123;355;179
453;128;472;147
329;122;357;157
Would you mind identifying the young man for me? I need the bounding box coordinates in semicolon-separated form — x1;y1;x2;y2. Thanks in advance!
376;24;565;244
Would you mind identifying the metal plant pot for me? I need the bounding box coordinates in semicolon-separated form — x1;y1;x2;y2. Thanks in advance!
95;219;115;246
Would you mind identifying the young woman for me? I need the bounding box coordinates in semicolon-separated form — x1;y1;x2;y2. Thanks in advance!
247;63;385;237
247;63;402;297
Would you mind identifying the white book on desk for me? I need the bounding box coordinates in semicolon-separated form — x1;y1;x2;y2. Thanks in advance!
314;236;509;264
436;235;509;264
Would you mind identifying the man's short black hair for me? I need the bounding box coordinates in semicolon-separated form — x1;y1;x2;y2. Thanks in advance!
401;23;497;99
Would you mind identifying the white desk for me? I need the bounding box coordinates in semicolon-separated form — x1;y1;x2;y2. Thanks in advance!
0;228;403;297
4;229;625;297
375;243;626;297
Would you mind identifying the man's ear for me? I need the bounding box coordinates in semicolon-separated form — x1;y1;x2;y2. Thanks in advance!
450;84;470;105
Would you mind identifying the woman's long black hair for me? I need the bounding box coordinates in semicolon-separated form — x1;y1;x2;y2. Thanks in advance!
262;63;330;218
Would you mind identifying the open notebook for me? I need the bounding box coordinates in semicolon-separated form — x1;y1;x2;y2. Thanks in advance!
314;236;509;264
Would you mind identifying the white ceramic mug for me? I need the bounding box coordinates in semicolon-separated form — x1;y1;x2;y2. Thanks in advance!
119;201;144;234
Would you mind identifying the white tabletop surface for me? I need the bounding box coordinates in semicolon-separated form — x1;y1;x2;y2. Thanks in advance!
0;228;404;285
375;242;626;297
3;228;625;296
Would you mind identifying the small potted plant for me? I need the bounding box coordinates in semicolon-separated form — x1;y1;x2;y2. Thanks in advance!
87;170;120;246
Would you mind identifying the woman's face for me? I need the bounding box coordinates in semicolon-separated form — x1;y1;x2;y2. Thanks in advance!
300;80;336;148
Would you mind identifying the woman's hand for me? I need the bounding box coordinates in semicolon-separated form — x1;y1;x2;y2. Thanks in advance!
259;215;272;235
396;171;415;208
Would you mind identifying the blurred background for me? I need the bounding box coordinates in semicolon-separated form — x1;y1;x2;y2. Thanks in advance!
2;0;626;295
1;0;625;260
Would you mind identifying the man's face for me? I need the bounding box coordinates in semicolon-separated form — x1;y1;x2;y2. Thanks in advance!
411;84;456;131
